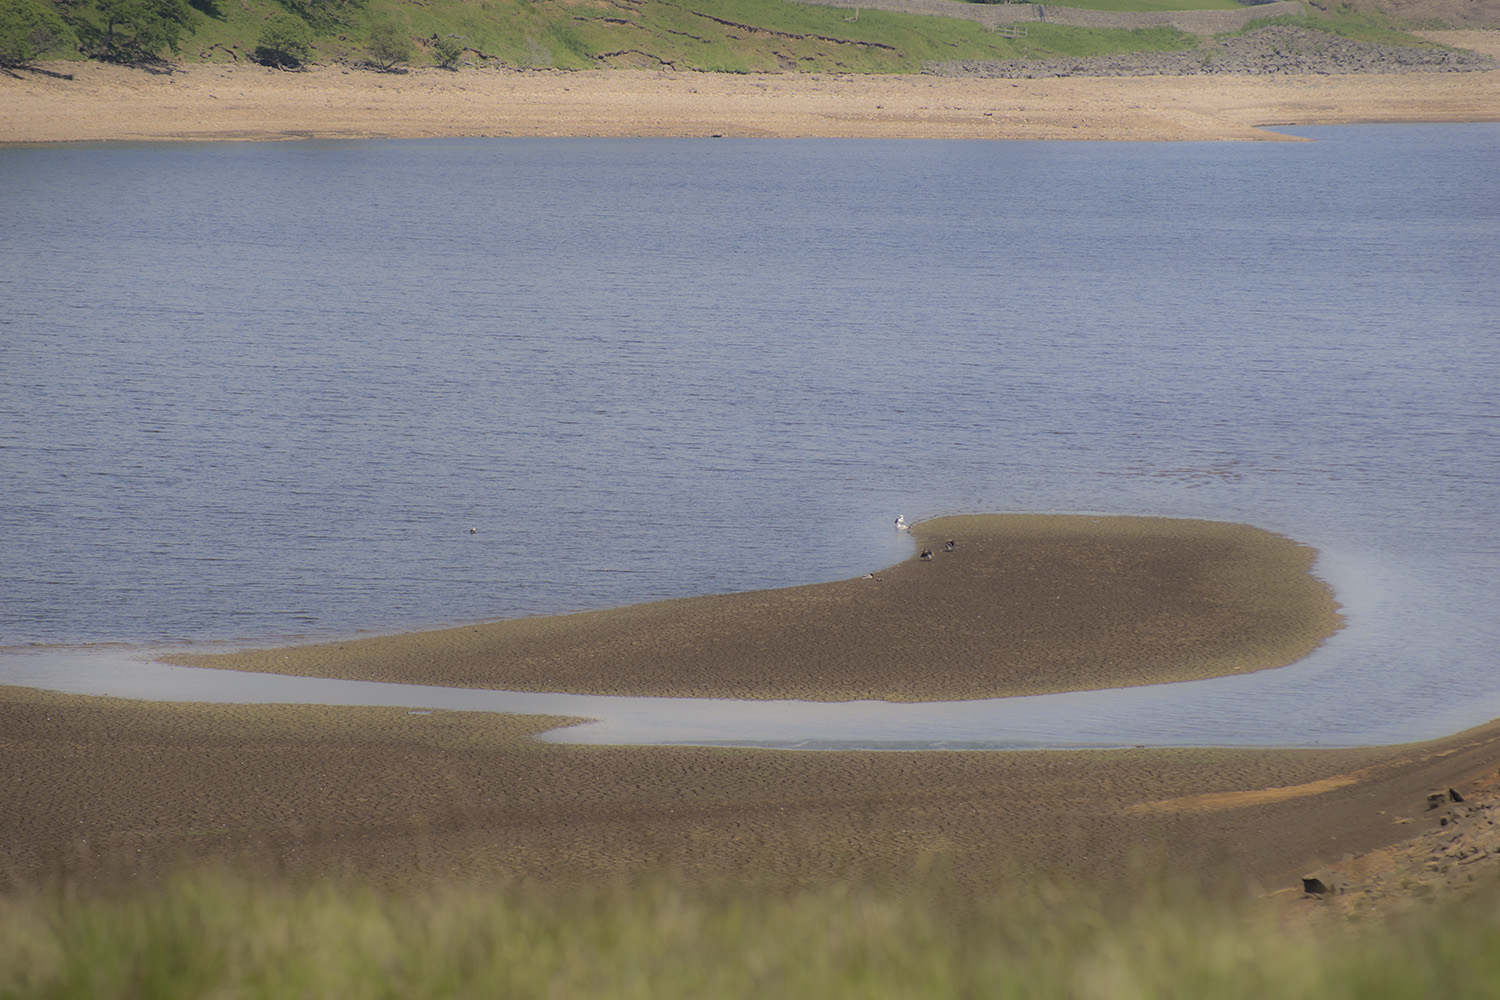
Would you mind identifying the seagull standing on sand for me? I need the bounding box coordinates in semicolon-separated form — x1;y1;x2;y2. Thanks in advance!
894;515;909;531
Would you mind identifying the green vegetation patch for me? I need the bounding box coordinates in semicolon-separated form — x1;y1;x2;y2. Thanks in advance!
1022;0;1242;11
6;865;1500;998
0;0;74;64
1003;22;1198;58
24;0;1217;70
1222;8;1444;46
20;0;1461;71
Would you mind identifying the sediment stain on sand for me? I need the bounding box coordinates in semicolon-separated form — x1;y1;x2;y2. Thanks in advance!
1123;738;1496;815
1124;772;1371;813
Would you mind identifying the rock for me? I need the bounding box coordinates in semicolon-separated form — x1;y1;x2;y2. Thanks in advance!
1430;787;1466;809
1302;870;1345;896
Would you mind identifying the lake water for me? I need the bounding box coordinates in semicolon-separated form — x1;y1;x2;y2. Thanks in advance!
1;125;1497;748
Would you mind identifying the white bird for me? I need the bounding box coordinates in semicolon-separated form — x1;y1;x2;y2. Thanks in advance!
894;515;909;531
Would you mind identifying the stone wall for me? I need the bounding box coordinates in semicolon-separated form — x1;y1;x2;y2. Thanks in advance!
786;0;1304;35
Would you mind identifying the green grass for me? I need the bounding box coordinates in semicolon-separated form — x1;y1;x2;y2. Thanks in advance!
1005;23;1198;58
236;0;1205;72
5;866;1500;999
34;0;1215;70
1219;8;1446;46
32;0;1462;73
1036;0;1243;12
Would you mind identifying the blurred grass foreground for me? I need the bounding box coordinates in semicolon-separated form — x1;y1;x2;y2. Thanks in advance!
4;866;1500;999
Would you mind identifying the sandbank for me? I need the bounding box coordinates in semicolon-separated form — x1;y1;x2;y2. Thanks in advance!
170;515;1343;701
3;58;1499;144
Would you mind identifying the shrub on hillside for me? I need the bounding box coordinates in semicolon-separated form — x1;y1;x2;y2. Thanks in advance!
432;32;461;69
255;10;310;68
366;20;409;71
85;0;195;63
0;0;74;65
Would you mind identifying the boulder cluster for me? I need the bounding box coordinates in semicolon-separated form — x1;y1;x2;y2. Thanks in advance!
1301;781;1500;917
924;25;1496;77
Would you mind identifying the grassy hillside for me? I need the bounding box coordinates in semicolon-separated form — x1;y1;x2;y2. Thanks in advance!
181;0;1204;72
7;0;1463;73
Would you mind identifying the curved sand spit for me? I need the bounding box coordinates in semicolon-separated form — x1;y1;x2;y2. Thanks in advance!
172;515;1341;701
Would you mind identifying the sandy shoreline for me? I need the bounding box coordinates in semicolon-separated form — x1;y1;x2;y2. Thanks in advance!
4;57;1499;144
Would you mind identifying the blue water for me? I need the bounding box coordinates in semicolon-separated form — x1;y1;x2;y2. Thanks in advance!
2;126;1497;746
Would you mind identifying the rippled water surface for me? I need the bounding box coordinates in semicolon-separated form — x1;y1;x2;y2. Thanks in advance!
2;126;1497;746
